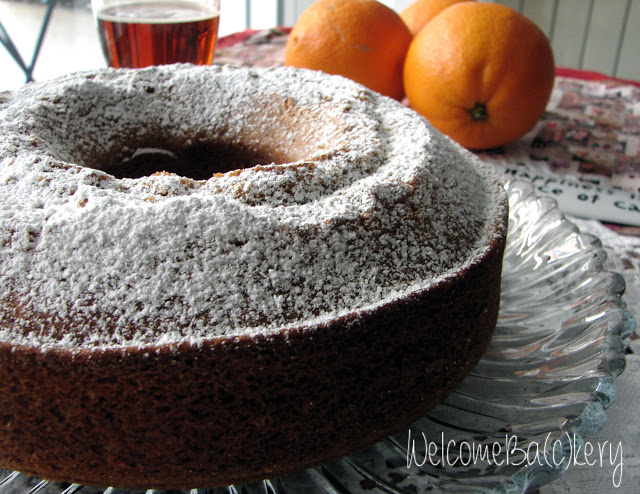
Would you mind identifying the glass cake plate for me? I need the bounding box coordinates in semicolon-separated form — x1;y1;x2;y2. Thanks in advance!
0;179;635;494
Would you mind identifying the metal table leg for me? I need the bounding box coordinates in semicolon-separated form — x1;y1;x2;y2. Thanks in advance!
0;0;58;83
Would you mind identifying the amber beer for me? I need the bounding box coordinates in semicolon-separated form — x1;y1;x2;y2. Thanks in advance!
97;1;219;68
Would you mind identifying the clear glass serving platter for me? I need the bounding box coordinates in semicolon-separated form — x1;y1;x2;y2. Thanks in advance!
0;179;635;494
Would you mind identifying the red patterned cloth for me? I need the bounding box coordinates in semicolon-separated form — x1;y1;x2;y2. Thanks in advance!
555;67;640;89
216;28;291;67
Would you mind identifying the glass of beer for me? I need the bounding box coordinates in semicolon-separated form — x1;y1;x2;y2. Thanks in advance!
92;0;220;68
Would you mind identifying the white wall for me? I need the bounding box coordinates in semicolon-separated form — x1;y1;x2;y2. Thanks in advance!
2;0;638;92
280;0;406;24
0;2;103;91
484;0;640;80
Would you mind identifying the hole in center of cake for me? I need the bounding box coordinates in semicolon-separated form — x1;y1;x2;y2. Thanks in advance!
98;141;284;180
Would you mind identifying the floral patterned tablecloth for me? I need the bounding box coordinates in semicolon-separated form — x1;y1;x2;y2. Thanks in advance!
215;29;640;494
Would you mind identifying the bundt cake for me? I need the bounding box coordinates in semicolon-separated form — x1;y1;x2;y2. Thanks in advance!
0;64;508;488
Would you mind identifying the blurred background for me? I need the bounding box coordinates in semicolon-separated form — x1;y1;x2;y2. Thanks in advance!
1;0;639;92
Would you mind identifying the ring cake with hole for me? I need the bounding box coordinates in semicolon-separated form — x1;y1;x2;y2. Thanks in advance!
0;64;508;489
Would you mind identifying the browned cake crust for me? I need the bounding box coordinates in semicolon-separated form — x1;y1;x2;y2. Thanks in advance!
0;64;508;488
0;238;503;488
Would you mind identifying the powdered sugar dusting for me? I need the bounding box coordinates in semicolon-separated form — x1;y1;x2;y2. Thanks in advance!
0;64;506;350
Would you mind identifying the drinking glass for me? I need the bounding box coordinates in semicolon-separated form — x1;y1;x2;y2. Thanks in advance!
92;0;220;68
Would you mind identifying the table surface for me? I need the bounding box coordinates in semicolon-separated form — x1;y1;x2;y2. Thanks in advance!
215;28;640;494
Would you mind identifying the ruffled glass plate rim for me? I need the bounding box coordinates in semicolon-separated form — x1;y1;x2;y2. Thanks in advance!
0;178;635;494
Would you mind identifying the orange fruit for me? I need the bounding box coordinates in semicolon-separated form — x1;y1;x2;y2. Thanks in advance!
284;0;412;100
400;0;474;36
403;2;555;150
